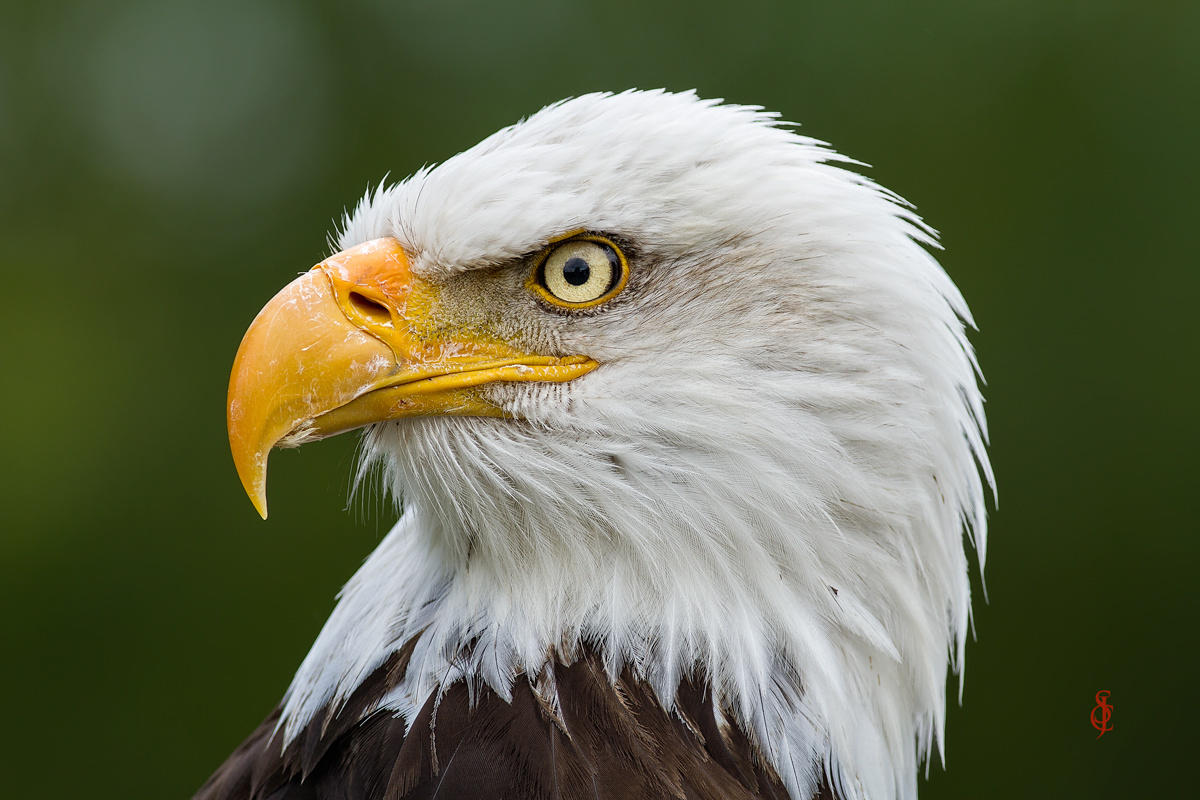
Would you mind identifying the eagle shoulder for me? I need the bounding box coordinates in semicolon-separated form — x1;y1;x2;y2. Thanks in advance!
195;645;828;799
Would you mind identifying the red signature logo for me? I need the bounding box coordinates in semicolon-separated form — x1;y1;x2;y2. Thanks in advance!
1090;689;1113;738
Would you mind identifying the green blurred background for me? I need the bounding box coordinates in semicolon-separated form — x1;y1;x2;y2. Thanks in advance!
2;0;1196;797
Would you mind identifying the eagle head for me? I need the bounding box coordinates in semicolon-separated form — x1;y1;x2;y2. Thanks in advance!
224;90;990;800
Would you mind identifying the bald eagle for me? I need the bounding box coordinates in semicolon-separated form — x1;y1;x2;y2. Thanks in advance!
202;90;991;800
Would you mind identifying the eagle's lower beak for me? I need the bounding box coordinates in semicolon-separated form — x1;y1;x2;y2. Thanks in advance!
227;237;596;518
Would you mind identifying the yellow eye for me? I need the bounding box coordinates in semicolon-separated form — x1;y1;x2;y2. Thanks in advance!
530;235;629;308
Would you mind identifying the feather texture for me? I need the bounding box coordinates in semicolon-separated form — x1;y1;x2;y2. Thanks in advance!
196;642;818;799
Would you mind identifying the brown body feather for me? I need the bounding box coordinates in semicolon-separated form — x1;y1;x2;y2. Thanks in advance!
196;644;832;800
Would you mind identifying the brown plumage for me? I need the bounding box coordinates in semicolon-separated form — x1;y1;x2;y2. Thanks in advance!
195;643;832;799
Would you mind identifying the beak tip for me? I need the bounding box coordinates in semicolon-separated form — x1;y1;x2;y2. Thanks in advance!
233;477;269;519
231;443;271;520
245;472;270;520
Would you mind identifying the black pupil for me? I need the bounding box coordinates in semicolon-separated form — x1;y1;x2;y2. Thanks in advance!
562;257;591;286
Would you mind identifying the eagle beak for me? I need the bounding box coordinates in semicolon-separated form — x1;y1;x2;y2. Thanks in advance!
227;237;597;518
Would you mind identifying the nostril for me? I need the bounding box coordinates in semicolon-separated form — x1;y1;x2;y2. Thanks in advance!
348;291;392;326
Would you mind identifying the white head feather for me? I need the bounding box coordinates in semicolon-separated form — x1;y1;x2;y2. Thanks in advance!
277;90;991;800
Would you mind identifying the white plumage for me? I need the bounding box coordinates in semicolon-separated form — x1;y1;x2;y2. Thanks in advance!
272;90;990;800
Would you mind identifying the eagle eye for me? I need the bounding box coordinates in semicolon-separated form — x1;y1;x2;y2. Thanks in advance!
529;235;629;308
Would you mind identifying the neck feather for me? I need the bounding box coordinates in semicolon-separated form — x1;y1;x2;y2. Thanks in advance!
278;369;984;800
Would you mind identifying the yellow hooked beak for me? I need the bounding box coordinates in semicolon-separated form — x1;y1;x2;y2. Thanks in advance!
227;237;597;518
